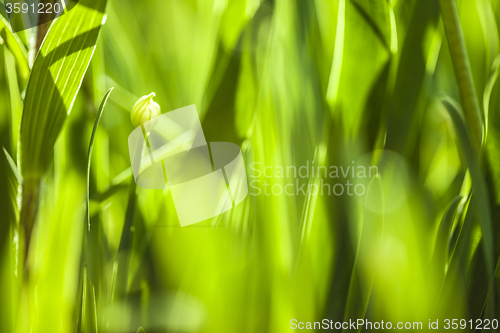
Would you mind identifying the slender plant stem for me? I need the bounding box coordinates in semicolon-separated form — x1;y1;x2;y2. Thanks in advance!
440;0;483;150
19;178;40;278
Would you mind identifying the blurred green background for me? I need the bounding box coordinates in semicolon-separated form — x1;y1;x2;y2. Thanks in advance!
1;0;500;332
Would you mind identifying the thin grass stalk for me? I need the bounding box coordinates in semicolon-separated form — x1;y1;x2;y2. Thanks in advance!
440;0;483;150
19;178;40;278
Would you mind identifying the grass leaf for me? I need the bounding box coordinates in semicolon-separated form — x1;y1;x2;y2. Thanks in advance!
20;0;108;181
77;88;113;333
385;0;439;152
0;14;29;84
3;147;21;185
483;54;500;137
442;97;495;318
327;0;391;135
0;148;20;331
432;195;462;279
440;0;483;149
85;87;113;269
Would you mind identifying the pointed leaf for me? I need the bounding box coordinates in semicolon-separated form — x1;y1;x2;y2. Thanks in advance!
20;0;108;181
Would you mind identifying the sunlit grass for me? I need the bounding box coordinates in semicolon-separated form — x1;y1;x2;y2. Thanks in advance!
0;0;499;332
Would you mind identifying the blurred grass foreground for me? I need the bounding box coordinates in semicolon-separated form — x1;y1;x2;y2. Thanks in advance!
1;0;500;332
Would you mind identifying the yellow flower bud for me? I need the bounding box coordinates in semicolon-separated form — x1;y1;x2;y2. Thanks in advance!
131;92;161;127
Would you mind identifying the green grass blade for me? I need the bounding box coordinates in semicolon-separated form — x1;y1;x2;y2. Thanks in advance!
483;55;500;138
3;147;22;185
0;148;20;332
442;97;494;318
327;0;391;135
385;0;439;152
77;88;113;333
0;14;29;85
3;47;23;154
85;87;113;268
432;195;462;281
20;0;108;181
0;147;20;234
86;88;114;225
440;0;483;149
